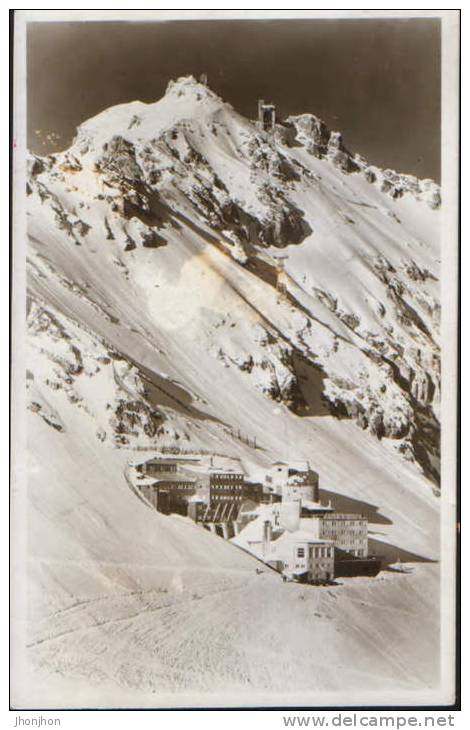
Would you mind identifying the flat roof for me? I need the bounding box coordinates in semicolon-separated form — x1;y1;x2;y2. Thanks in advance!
135;476;158;487
321;513;366;520
301;500;334;512
272;460;313;471
276;530;334;545
136;454;203;469
152;472;197;484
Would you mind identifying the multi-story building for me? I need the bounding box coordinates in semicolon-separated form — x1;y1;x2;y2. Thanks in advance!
137;472;197;516
265;524;335;583
188;496;239;523
140;458;179;476
318;513;368;558
187;470;245;523
139;456;204;477
232;459;381;580
138;480;160;510
265;461;320;502
152;473;197;497
242;481;264;503
209;471;245;509
136;455;247;523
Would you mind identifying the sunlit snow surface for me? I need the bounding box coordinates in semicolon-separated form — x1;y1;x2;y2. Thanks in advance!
16;76;443;707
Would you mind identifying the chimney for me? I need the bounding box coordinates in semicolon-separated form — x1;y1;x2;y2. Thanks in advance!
263;520;272;556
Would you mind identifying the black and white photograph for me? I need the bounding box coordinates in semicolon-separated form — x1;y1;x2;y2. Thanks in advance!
10;9;459;711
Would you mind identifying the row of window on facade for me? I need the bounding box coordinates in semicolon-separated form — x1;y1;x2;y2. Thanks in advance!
213;495;244;502
325;521;365;528
211;483;243;489
159;483;194;490
297;546;333;559
148;462;178;472
210;473;244;481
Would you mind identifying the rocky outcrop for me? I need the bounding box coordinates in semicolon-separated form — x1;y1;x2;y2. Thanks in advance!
283;114;330;156
284;114;440;208
97;135;144;182
111;398;165;444
27;300;175;448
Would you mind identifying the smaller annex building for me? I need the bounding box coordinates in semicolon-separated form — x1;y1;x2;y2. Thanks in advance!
265;526;335;584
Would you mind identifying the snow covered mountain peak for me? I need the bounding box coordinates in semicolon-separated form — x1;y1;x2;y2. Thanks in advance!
53;74;440;221
26;77;441;491
69;75;229;159
165;74;222;102
21;76;445;698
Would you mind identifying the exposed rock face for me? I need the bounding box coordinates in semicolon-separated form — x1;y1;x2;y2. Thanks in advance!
98;135;144;182
112;398;165;444
283;114;330;155
26;300;179;449
284;113;440;208
285;115;360;174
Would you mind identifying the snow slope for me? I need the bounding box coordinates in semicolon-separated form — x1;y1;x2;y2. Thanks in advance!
14;76;445;707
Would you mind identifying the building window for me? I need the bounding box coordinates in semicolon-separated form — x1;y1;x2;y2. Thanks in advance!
297;548;305;558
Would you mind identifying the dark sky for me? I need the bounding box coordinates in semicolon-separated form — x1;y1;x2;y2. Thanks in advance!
27;18;441;180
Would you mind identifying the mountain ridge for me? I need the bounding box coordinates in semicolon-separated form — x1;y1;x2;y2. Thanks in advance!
16;75;443;704
26;74;441;485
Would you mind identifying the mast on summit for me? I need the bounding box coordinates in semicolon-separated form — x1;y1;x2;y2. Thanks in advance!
257;99;276;133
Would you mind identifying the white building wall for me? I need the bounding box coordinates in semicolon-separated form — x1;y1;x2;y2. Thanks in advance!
271;538;335;581
279;501;301;532
282;482;316;502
